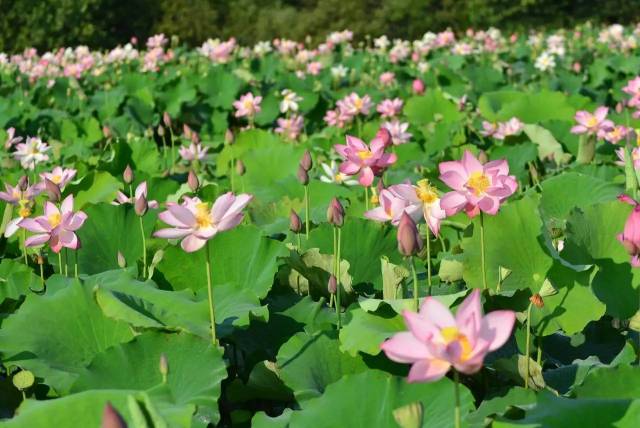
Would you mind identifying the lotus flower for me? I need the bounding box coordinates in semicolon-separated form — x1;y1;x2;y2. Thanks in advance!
154;193;253;252
387;180;447;236
40;166;77;189
439;151;517;218
233;92;262;118
19;195;87;253
280;89;302;113
179;142;209;161
334;135;397;186
0;180;41;237
338;93;373;116
381;290;515;382
4;127;23;149
382;120;412;145
364;188;415;226
618;194;640;267
570;107;614;137
377;98;403;118
13;137;50;170
319;160;359;186
275;114;304;140
112;181;158;209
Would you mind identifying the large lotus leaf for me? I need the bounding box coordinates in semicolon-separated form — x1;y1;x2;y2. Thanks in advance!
156;225;286;300
467;387;536;428
574;365;640;399
540;172;622;220
0;280;134;394
198;68;243;110
65;171;121;208
252;409;293;428
462;195;554;292
160;79;197;117
338;306;404;356
285;247;352;297
0;258;40;303
306;218;402;290
275;330;368;401
71;331;227;425
288;370;474;428
404;91;462;125
478;90;575;122
215;129;282;176
75;203;156;275
522;124;572;165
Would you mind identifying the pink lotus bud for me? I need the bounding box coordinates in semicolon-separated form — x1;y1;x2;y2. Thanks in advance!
297;165;309;185
225;129;234;145
328;274;337;294
131;36;138;45
327;197;345;227
617;195;640;267
134;194;148;216
289;209;302;233
117;251;126;268
397;212;422;256
616;102;624;114
18;175;29;191
412;79;425;95
573;62;582;73
162;112;172;128
236;159;246;176
190;131;200;144
187;170;199;192
101;402;127;428
43;178;61;202
376;127;392;148
102;126;111;139
300;150;313;171
157;125;165;137
510;34;518;43
183;124;192;139
123;165;134;184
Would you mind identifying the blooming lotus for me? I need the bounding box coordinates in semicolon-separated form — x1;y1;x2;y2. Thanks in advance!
381;290;515;381
275;115;304;140
0;180;41;237
570;107;614;137
154;193;253;252
19;195;87;253
13;137;50;170
334;135;397;186
379;71;396;86
618;194;640;267
40;166;77;189
113;181;159;209
179;142;209;161
439;150;517;218
382;120;412;145
319;160;358;186
376;98;403;118
603;125;629;144
338;93;373;117
388;180;447;236
364;188;414;226
233;92;262;118
280;89;302;114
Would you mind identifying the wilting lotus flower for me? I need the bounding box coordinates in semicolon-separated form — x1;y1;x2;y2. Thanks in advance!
381;290;515;381
388;180;447;236
0;180;41;237
319;160;359;186
179;142;209;161
233;92;262;119
154;193;253;252
617;194;640;267
113;181;159;209
439;150;517;218
13;137;50;170
40;166;77;189
19;195;87;253
334;135;397;186
570;107;614;137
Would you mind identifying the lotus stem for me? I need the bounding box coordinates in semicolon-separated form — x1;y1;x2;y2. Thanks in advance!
426;227;432;293
22;228;28;265
74;249;78;279
304;184;310;239
453;370;461;428
139;216;147;278
334;226;343;329
64;248;68;277
204;241;217;345
168;127;175;174
479;212;487;290
365;186;369;211
525;302;532;389
410;256;419;311
577;134;595;164
58;252;63;275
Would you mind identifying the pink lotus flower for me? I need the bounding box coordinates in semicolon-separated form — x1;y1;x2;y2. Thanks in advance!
154;193;253;252
439;151;517;218
388;181;447;236
382;120;412;145
602;125;629;144
179;142;209;161
376;98;403;118
412;79;425;95
0;180;41;237
334;135;397;186
616;147;640;169
618;195;640;267
481;118;523;140
337;93;373;116
19;195;87;253
233;93;262;119
275;114;304;140
112;181;159;209
381;290;515;381
570;107;614;137
324;108;352;128
379;71;396;86
40;166;77;189
4;127;22;149
364;188;414;226
623;76;640;107
306;61;322;75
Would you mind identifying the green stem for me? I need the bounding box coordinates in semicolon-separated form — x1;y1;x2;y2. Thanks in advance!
39;257;44;286
525;302;532;390
58;252;63;275
74;249;78;279
21;390;26;401
426;227;432;293
296;233;301;252
453;370;461;428
139;216;147;278
577;134;596;165
479;212;487;290
64;248;68;277
365;186;369;211
22;228;28;265
230;158;235;192
204;241;217;345
536;339;542;366
304;185;310;239
335;227;343;329
410;256;419;311
169;128;175;174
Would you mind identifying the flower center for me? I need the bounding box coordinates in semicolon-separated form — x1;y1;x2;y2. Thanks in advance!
243;100;254;111
19;207;32;218
357;150;373;160
195;202;212;228
466;171;491;196
415;179;438;204
334;173;344;183
51;174;62;184
440;326;473;361
586;116;599;128
48;212;61;228
353;97;363;110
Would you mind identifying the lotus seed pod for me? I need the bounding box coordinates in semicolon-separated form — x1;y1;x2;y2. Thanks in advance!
187;170;199;192
157;125;165;137
123;165;134;184
327;198;345;227
101;402;127;428
289;209;302;233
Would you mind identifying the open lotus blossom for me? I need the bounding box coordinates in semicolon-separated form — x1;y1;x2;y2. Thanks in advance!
602;125;629;144
377;98;403;118
364;188;414;225
570;107;614;137
617;194;640;267
179;142;209;161
40;166;77;189
275;114;304;140
439;150;518;218
324;108;352;128
337;92;373;116
13;137;50;170
319;160;359;186
19;195;87;253
481;118;523;140
382;120;412;145
0;180;41;237
334;135;397;186
379;71;396;86
388;180;447;236
112;181;159;209
280;89;302;113
4;127;23;149
381;290;516;382
154;192;253;252
623;76;640;108
233;92;262;118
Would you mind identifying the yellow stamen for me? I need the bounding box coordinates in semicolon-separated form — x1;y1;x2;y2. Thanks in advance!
415;179;438;204
48;213;61;228
467;171;491;196
19;207;32;218
353;97;363;110
440;326;473;361
334;173;343;183
357;150;373;160
195;202;212;228
51;174;62;184
586;116;598;128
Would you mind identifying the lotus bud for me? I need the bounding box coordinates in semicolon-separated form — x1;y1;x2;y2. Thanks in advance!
187;170;199;192
328;274;337;294
159;353;169;383
529;293;544;309
478;150;488;165
289;209;302;233
225;129;234;145
123;165;134;184
300;150;313;171
43;178;61;202
616;102;624;114
397;212;422;257
162;112;172;128
376;127;392;148
297;165;309;185
117;251;126;268
190;132;200;144
327;197;345;228
183;124;192;139
101;402;127;428
134;194;148;216
18;175;29;191
102;126;112;139
157;125;165;137
236;159;246;176
412;79;425;95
